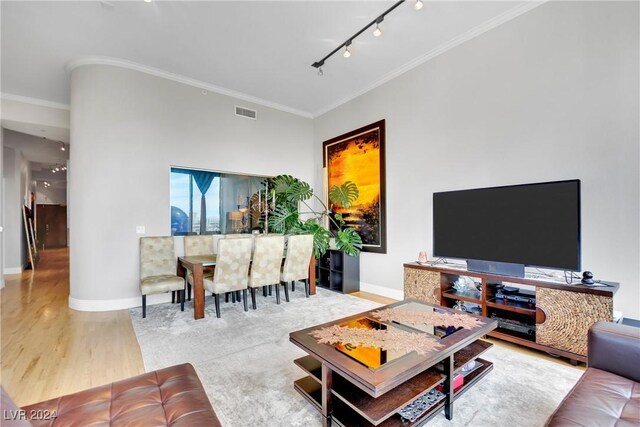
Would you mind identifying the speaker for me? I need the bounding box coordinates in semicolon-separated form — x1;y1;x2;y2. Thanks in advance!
581;271;594;285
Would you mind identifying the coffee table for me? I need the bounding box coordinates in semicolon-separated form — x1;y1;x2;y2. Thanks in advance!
289;299;498;426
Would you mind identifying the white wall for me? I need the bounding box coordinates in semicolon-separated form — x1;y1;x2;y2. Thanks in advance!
69;64;314;310
314;2;640;317
36;185;66;205
0;128;4;286
2;144;24;273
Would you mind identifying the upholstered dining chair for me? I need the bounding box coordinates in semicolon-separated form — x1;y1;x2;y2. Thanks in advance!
203;237;252;318
139;236;185;318
183;235;215;301
248;235;285;309
281;234;314;300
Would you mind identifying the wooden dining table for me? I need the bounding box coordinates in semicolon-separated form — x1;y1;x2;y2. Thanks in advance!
177;255;316;319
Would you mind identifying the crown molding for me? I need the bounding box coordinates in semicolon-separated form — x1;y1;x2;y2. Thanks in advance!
66;57;315;119
1;93;70;111
313;0;547;118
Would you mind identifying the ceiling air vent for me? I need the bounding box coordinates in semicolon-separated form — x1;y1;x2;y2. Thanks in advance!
235;105;257;120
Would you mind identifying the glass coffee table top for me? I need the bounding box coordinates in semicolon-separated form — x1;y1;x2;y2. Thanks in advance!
333;301;468;370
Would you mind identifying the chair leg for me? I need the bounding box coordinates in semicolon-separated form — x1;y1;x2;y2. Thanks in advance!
269;285;272;296
275;283;281;304
171;291;175;304
243;289;248;312
232;292;236;303
236;290;242;302
292;281;296;292
188;284;192;301
251;288;257;309
142;295;146;318
305;279;310;298
214;294;221;318
180;290;185;312
262;286;268;297
283;281;290;303
225;292;229;303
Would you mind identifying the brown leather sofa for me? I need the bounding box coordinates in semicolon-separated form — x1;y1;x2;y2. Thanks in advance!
2;363;221;426
545;321;640;426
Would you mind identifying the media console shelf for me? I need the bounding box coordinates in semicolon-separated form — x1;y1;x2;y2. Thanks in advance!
404;262;619;363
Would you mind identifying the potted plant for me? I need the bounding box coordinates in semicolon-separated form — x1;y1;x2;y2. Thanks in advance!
262;175;363;258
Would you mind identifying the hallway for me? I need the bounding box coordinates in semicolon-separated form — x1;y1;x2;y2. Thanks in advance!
1;248;144;406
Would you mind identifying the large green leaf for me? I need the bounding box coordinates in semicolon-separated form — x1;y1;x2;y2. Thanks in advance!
299;220;331;259
268;205;299;233
270;175;298;194
335;228;363;256
329;181;359;209
286;180;313;203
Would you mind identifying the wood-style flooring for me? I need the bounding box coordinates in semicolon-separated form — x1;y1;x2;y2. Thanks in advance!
1;248;144;406
1;248;580;407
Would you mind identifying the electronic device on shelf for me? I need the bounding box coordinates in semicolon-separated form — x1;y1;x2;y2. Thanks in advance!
495;290;536;306
581;271;594;285
490;313;536;336
432;179;581;278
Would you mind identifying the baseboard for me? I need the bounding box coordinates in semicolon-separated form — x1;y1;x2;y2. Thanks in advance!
69;292;172;312
359;282;404;301
3;267;23;275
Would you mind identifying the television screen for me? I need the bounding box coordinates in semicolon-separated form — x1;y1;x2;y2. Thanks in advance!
433;180;581;271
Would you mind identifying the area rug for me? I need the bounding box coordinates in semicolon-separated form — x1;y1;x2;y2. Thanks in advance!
130;288;582;427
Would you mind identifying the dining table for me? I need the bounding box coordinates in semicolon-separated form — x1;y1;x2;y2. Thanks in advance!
177;254;316;319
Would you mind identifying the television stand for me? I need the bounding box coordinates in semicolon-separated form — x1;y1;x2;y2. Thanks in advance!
403;263;619;363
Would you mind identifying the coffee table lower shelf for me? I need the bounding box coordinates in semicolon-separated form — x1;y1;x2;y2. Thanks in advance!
294;355;494;426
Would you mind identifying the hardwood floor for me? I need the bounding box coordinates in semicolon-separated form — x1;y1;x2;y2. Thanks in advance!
1;248;144;406
2;250;579;407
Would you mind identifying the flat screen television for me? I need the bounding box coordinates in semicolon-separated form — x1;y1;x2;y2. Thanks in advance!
433;179;581;277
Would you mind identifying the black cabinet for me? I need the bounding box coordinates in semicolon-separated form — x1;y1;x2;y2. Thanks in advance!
316;250;359;294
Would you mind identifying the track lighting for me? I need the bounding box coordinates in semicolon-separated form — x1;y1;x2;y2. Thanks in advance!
414;0;423;11
311;1;410;74
317;67;324;76
343;42;352;58
60;141;66;151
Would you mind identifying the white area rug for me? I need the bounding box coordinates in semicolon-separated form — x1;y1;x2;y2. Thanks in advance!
130;288;582;427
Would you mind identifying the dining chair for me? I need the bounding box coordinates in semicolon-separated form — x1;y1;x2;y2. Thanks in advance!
183;235;215;301
248;235;285;309
224;234;251;238
139;236;185;318
281;234;314;300
203;237;252;318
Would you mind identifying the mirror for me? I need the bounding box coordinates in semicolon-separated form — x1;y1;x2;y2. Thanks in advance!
170;167;268;236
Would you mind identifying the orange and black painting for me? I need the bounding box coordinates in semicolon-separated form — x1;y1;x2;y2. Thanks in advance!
323;120;386;253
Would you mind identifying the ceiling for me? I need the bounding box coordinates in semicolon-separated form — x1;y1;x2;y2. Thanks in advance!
1;1;537;117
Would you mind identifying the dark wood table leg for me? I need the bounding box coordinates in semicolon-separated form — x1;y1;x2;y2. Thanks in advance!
309;256;316;296
321;363;333;427
443;354;454;420
193;264;205;320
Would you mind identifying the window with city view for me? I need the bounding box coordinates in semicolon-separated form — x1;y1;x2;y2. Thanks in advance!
170;167;265;236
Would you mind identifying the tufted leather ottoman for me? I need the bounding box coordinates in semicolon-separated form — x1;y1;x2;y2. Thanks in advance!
16;363;220;426
545;322;640;426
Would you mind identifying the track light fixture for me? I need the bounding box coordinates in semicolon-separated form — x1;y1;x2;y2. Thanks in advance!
343;41;352;58
311;0;418;74
60;141;66;151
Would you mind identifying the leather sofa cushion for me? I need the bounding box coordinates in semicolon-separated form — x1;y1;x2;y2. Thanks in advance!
546;368;640;426
22;363;220;427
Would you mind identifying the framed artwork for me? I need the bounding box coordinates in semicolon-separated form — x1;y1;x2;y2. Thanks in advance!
323;119;386;254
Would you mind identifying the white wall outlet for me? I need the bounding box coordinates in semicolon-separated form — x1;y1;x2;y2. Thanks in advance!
136;226;145;234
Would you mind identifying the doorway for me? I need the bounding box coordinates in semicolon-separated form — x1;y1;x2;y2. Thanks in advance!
36;204;67;249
